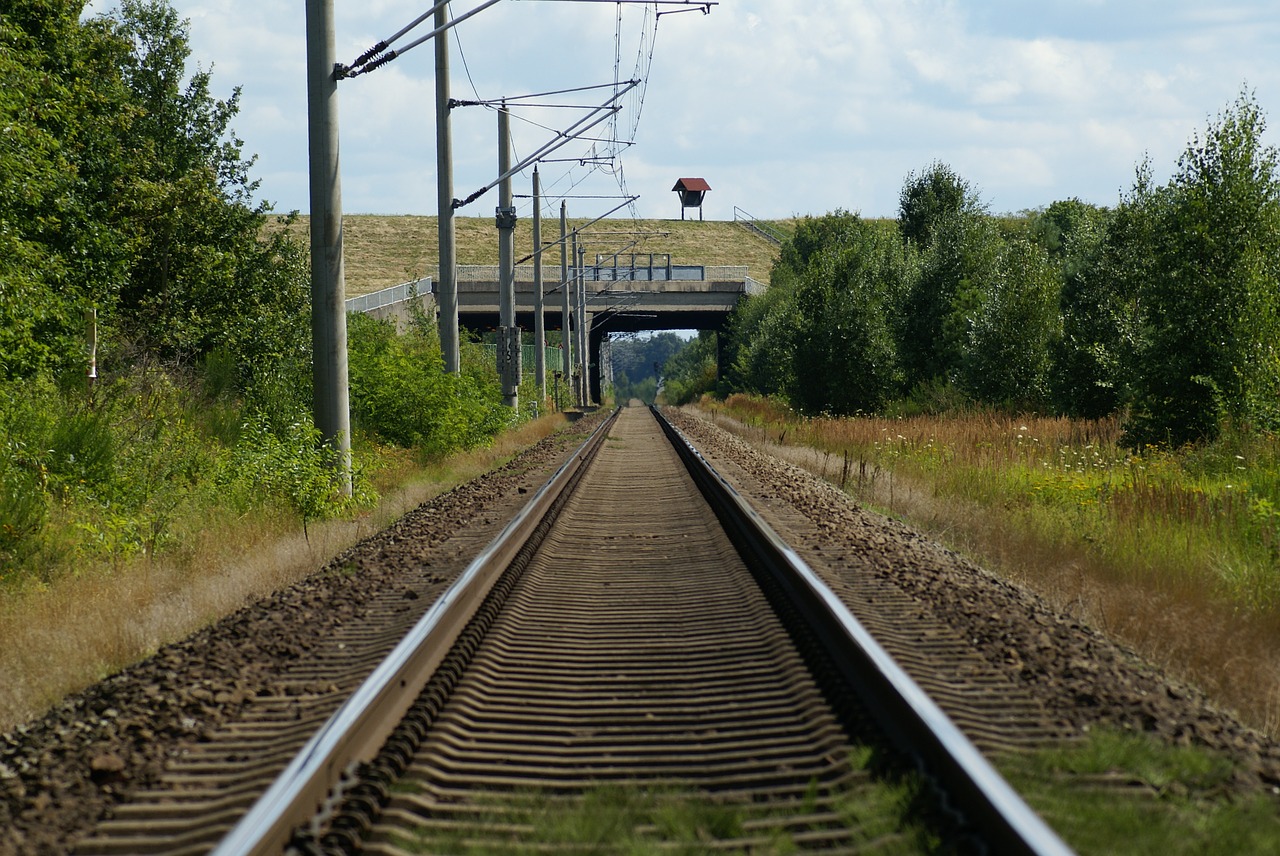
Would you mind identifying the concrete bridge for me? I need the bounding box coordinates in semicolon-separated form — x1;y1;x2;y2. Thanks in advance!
453;264;763;331
346;264;766;401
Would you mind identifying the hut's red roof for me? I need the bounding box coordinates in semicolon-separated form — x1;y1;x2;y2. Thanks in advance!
672;177;711;192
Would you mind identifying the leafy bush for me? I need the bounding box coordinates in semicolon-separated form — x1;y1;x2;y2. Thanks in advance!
347;314;511;458
216;414;356;524
0;364;377;584
0;449;48;575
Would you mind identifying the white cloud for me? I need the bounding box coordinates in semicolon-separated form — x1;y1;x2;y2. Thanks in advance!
83;0;1280;221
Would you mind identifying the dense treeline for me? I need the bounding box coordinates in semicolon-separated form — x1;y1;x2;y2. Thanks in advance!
717;91;1280;447
0;0;511;581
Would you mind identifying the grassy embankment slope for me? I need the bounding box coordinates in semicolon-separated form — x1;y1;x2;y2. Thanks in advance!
275;215;786;296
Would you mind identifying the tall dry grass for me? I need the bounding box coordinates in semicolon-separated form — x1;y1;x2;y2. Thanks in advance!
702;395;1280;735
0;414;568;732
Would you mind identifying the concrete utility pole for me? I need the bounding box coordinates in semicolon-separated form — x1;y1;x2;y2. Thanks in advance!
305;0;352;496
560;201;572;407
496;104;520;409
532;168;546;400
435;1;459;373
571;232;582;405
576;242;590;406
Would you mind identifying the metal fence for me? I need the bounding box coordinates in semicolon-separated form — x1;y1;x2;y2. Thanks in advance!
344;278;432;314
481;343;566;378
453;264;721;283
733;206;785;246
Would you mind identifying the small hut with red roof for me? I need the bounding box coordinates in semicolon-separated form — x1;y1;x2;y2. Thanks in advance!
671;177;711;220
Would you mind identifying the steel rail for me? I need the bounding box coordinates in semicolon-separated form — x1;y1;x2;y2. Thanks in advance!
652;406;1075;856
210;409;619;856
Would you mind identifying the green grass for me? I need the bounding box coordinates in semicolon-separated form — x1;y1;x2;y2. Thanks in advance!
1000;730;1280;855
711;395;1280;613
391;767;939;855
386;731;1280;856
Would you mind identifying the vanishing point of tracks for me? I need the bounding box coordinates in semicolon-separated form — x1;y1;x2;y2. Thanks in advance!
77;407;1071;855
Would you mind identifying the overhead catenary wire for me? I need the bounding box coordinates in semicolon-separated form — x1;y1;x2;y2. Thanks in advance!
340;0;712;78
453;80;641;210
454;80;640;107
509;117;635;148
342;0;689;218
452;78;639;204
525;196;640;292
339;0;713;247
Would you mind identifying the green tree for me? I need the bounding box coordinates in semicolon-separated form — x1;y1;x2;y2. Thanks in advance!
898;208;1002;390
960;238;1061;409
1128;91;1280;445
723;213;870;403
727;281;793;399
722;276;798;400
1028;198;1107;259
0;0;135;379
609;333;687;387
897;161;983;249
661;332;718;405
790;215;910;415
104;0;297;373
1050;185;1151;418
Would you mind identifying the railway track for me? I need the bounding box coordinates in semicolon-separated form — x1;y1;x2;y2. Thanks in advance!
76;406;1071;855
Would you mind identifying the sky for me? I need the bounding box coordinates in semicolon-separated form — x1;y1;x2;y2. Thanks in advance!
83;0;1280;224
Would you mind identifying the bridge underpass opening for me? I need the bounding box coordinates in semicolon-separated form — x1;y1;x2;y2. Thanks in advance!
601;327;722;407
455;266;757;407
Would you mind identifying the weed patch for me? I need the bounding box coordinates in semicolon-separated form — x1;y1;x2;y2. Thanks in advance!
1000;730;1280;855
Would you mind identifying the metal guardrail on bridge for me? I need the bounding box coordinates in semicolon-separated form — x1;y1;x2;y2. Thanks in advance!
345;265;762;319
344;278;432;314
454;264;714;283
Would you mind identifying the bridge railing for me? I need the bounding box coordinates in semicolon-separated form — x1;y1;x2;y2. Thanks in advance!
346;266;762;317
454;264;733;283
344;278;432;313
733;206;785;246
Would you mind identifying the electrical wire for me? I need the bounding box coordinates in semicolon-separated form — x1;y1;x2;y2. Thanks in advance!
413;1;696;240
